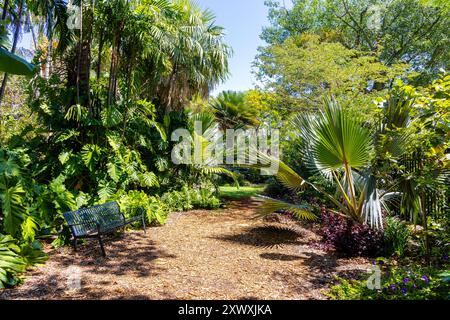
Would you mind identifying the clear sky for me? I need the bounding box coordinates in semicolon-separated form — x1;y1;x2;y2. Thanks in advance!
196;0;270;95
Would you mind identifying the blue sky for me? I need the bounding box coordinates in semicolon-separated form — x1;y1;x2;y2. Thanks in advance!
196;0;270;94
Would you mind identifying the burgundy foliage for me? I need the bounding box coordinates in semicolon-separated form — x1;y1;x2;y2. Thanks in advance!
320;209;384;257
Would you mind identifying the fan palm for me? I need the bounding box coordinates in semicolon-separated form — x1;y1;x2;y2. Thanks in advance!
253;97;389;228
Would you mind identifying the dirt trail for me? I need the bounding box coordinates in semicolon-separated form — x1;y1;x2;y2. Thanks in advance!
0;199;369;300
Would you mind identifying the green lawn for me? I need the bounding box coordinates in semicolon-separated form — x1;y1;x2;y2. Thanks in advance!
219;185;266;200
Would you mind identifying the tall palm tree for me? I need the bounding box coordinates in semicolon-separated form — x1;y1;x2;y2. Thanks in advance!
149;0;231;112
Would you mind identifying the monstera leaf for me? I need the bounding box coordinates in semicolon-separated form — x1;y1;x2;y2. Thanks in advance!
0;235;26;288
0;48;35;76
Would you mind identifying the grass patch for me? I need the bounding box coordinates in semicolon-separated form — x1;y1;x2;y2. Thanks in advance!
219;185;266;200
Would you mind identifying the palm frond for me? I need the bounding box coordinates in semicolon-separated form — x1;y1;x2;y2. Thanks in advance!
254;196;316;221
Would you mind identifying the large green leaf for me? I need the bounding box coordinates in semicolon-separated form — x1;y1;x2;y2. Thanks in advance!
0;184;27;235
312;98;373;171
0;235;26;288
0;48;35;76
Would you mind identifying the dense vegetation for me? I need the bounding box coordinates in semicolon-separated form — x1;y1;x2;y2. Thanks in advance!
253;0;449;299
0;0;230;287
0;0;448;299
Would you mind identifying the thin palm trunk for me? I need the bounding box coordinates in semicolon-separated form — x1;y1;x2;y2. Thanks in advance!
46;9;53;77
96;30;104;81
1;0;9;20
108;31;121;106
0;0;24;104
78;5;93;108
28;12;38;51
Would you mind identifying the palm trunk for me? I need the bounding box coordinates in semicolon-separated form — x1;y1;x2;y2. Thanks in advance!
0;0;24;104
108;31;121;106
28;12;38;51
1;0;9;20
46;9;53;78
77;3;93;108
96;30;104;81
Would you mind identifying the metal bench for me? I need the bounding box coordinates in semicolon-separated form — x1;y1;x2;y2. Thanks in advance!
63;202;146;257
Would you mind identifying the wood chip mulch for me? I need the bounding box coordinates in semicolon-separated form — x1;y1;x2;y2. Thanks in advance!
0;199;370;300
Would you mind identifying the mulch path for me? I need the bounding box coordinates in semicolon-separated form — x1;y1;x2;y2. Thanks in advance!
0;199;370;300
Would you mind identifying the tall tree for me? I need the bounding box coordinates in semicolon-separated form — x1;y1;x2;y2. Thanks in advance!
261;0;450;82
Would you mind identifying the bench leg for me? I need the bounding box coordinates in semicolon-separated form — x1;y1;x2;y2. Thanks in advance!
142;216;146;234
73;238;78;252
97;235;106;257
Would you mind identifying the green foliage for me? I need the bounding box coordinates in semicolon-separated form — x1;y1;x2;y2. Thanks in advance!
210;91;261;129
0;148;30;236
0;48;35;76
162;186;221;212
384;217;411;257
251;98;385;226
256;33;407;118
0;234;47;288
0;235;26;288
261;0;449;82
117;190;169;226
328;262;449;300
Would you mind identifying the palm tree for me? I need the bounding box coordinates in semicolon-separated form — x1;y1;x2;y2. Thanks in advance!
209;91;260;130
148;0;231;112
184;112;238;184
253;97;387;228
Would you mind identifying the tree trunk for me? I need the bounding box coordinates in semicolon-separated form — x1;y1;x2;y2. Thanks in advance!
0;0;24;104
96;30;104;81
108;30;122;106
1;0;9;20
46;9;53;78
77;3;93;108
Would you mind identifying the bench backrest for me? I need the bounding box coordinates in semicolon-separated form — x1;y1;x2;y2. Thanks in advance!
63;202;124;237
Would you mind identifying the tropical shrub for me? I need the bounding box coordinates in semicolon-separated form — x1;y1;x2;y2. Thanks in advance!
384;217;411;257
161;186;221;212
252;97;385;227
116;190;169;226
0;235;26;288
0;235;47;288
321;211;384;257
